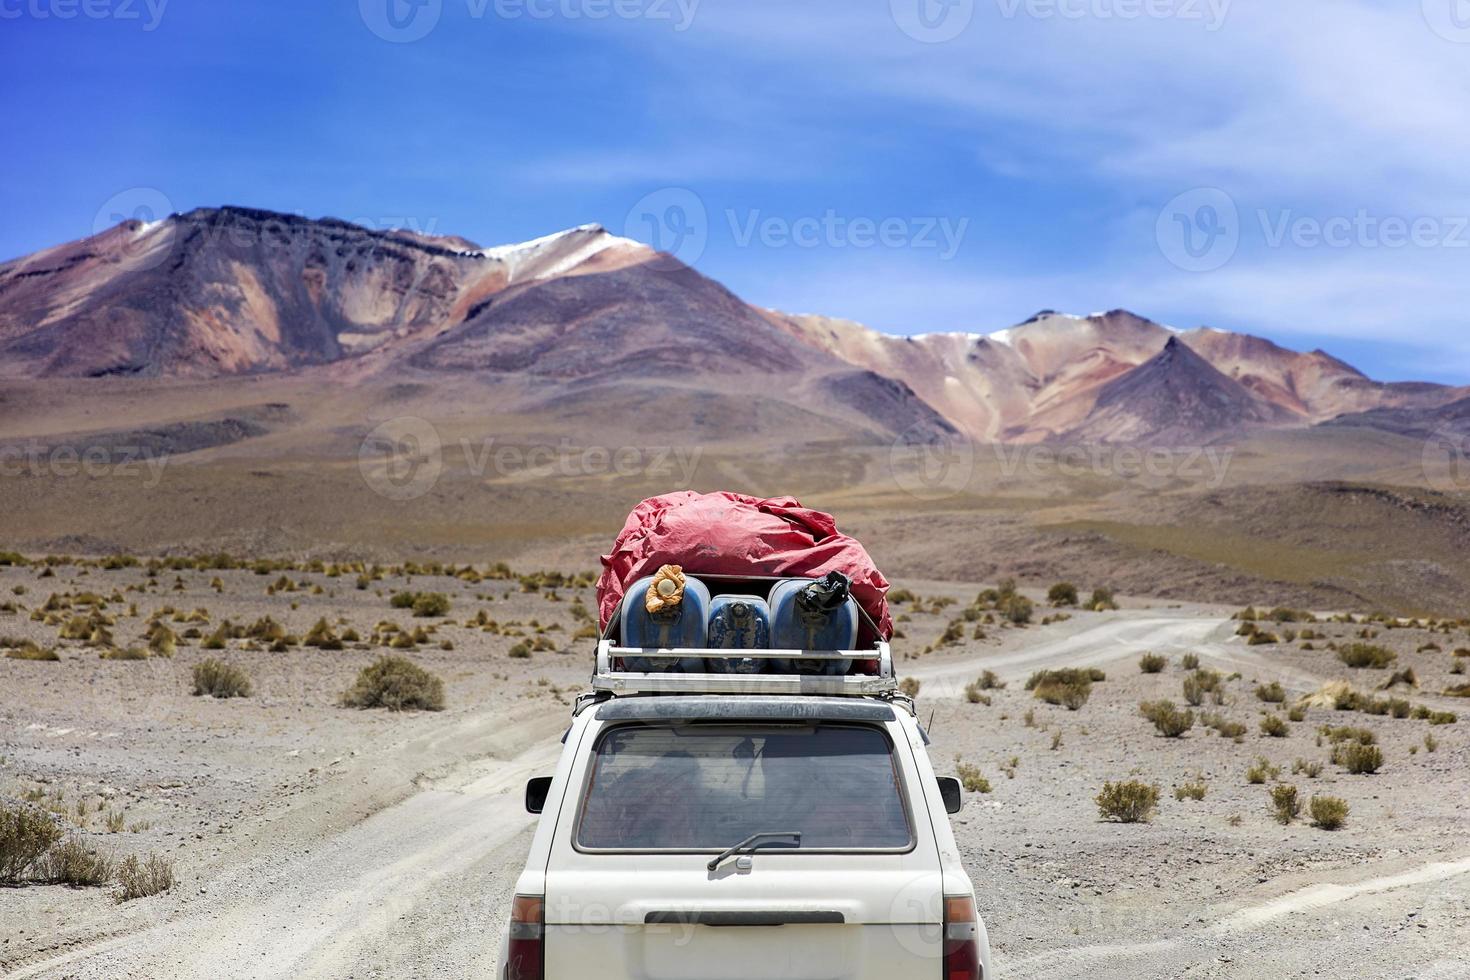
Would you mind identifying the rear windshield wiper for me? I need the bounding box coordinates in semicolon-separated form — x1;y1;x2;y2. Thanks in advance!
707;831;802;871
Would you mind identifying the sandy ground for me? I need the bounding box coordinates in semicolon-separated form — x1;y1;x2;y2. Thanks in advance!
2;566;1468;979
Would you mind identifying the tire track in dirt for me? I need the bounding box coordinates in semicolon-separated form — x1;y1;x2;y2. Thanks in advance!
7;717;567;980
998;851;1470;979
906;613;1231;697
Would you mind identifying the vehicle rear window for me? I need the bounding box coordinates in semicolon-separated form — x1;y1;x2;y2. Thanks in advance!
576;724;912;850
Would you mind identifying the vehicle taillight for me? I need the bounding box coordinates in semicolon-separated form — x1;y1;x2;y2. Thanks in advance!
943;895;981;980
506;894;544;980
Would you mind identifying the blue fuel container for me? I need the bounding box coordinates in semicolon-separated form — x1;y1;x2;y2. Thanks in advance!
619;572;710;672
707;595;771;674
769;573;859;675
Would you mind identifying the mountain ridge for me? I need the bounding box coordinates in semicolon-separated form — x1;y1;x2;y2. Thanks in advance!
1;206;1463;445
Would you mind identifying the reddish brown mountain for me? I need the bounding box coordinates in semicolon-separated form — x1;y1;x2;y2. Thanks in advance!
0;207;1461;445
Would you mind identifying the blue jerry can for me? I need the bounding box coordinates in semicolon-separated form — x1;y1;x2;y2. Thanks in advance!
620;571;710;672
769;572;859;675
706;595;771;674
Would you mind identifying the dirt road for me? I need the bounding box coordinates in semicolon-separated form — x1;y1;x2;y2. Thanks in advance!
907;610;1232;696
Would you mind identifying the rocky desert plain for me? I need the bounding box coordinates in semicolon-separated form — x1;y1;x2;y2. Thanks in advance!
1;556;1468;978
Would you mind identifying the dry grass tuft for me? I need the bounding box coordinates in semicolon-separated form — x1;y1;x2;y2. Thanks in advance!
1095;781;1158;823
192;659;253;698
114;852;174;902
341;656;445;711
1308;795;1349;830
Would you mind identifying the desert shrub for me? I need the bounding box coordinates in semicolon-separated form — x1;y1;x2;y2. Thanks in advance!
192;659;252;698
1268;607;1314;623
1377;668;1418;690
0;803;63;882
1321;725;1376;746
1287;705;1306;722
888;588;916;604
1332;742;1383;774
1203;713;1248;739
1181;653;1200;670
39;835;113;886
1292;758;1323;778
1095;780;1158;823
389;591;416;609
1139;700;1194;737
999;594;1033;625
146;624;177;657
1089;587;1117;611
1047;582;1078;606
201;623;229;650
1269;784;1301;825
1183;669;1223;707
1424;733;1439;753
899;677;921;697
1308;795;1349;830
114;852;174;902
411;592;451;618
303;618;343;650
5;642;59;661
1443;684;1470;698
1247;631;1280;646
508;641;531;658
975;669;1005;690
1255;681;1286;703
963;684;990;705
1338;643;1395;668
1032;673;1091;711
1174;777;1207;801
340;656;445;711
1139;653;1167;674
1260;714;1289;737
955;761;991;794
1246;756;1281;784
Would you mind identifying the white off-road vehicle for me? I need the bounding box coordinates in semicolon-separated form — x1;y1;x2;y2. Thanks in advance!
500;581;992;980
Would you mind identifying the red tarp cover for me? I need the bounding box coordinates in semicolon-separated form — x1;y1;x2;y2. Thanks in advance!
597;491;893;643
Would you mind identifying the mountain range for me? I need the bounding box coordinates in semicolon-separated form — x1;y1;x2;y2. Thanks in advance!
2;206;1464;446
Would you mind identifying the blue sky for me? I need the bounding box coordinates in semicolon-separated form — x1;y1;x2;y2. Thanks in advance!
5;0;1470;382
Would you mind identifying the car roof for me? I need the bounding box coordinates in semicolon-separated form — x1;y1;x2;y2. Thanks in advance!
594;695;897;723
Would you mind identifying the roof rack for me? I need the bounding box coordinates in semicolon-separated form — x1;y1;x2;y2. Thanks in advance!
592;640;896;697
